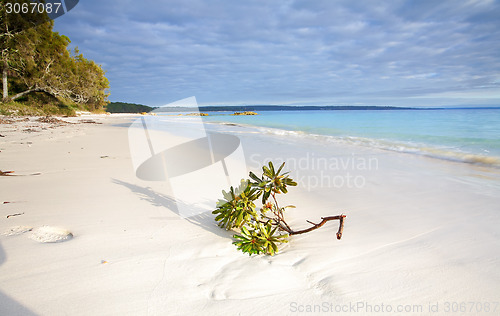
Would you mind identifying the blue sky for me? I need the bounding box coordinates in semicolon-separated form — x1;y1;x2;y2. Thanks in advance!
54;0;500;107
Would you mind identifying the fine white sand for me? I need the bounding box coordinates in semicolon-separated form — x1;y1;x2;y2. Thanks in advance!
1;114;499;315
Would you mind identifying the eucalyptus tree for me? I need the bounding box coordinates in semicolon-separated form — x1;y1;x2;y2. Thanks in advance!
0;0;49;100
0;1;108;110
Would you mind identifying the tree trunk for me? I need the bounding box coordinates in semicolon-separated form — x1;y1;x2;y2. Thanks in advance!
2;59;7;101
8;88;42;101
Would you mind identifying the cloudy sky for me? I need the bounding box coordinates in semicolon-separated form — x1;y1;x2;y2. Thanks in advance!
53;0;500;107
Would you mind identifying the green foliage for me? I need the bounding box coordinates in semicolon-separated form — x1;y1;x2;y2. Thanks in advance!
233;223;289;256
250;160;297;203
67;48;110;111
106;102;154;113
213;181;260;230
0;0;51;34
213;162;298;256
1;7;109;112
0;98;76;116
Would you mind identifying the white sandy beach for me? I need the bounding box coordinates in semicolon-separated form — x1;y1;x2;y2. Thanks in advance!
1;114;499;315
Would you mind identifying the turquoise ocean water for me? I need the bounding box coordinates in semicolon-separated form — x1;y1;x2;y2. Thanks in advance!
199;109;500;167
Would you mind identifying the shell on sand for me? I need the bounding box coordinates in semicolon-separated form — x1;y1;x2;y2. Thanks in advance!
2;226;33;236
30;226;73;243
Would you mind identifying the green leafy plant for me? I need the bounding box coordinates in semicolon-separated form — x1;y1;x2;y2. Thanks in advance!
213;182;260;230
213;161;346;256
233;223;289;256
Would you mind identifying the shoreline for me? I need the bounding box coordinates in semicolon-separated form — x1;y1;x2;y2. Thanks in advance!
201;118;500;169
1;114;499;315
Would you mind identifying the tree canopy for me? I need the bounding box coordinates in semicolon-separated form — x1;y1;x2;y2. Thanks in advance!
1;1;109;112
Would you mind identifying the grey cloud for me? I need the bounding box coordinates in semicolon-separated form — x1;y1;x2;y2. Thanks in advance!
53;0;500;106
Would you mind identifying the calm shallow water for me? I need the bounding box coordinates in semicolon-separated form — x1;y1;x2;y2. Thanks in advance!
198;109;500;167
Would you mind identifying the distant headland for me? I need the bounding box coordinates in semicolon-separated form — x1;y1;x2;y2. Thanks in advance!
106;102;500;113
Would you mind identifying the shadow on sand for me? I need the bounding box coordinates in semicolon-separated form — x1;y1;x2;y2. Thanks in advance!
0;242;40;316
111;179;233;239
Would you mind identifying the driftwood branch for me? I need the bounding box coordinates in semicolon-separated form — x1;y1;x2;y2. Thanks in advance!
287;215;346;239
337;215;345;239
0;170;41;176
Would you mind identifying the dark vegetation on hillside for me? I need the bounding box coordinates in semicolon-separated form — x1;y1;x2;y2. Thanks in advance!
106;102;154;113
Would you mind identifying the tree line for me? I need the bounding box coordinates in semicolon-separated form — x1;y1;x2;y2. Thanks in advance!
0;1;109;112
106;102;154;113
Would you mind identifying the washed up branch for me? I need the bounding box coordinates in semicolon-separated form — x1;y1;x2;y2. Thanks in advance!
0;170;41;176
213;161;348;256
287;215;346;239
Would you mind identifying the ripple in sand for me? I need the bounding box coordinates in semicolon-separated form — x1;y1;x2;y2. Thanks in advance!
2;226;33;236
30;226;73;243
